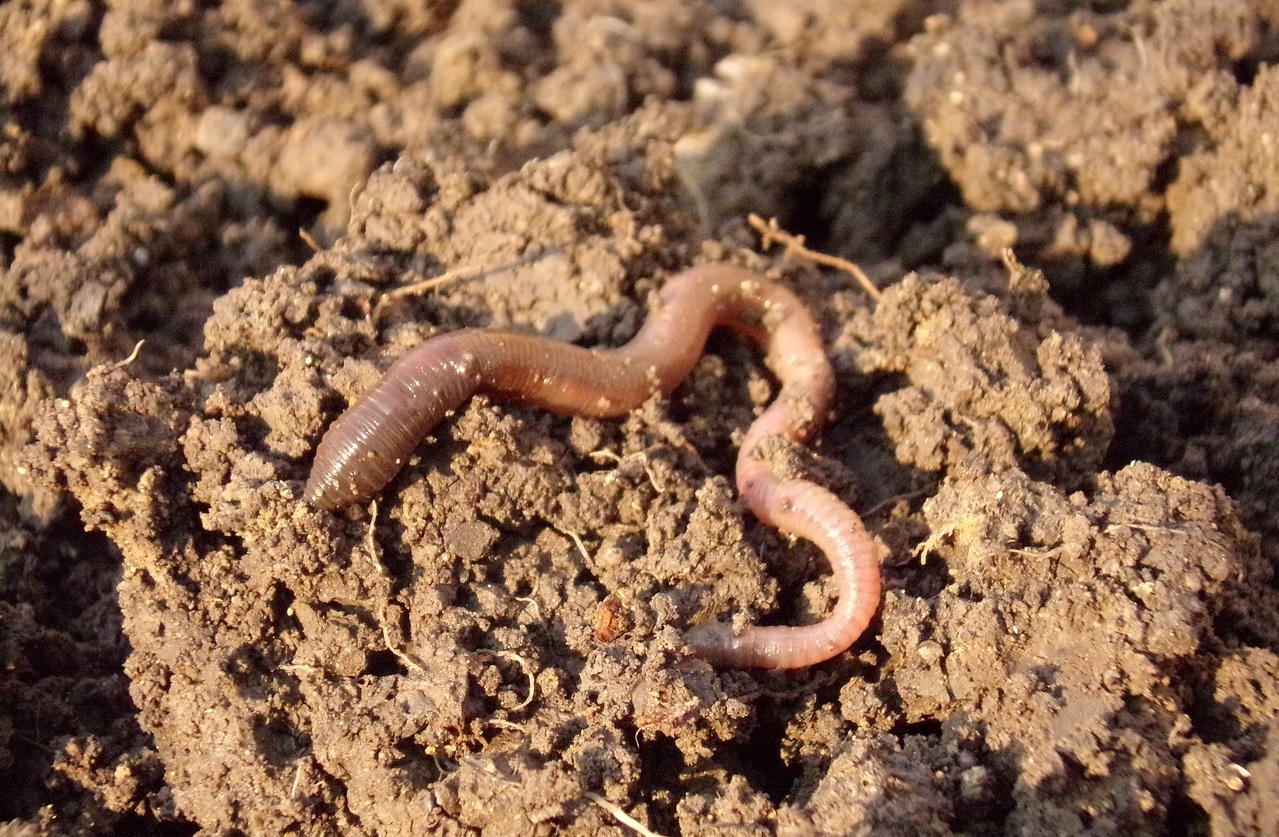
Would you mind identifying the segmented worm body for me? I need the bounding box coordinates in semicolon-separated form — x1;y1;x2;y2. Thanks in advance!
305;264;881;669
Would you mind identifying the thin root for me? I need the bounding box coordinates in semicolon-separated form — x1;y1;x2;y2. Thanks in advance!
590;449;666;492
514;580;543;623
480;650;537;711
863;485;932;518
379;245;565;308
584;792;666;837
298;228;321;252
109;339;146;370
365;499;380;565
556;527;593;563
749;213;881;302
379;603;426;675
368;501;429;674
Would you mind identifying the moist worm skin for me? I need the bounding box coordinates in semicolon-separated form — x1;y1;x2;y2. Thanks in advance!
304;263;881;669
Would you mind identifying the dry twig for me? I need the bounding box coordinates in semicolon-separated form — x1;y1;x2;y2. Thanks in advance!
749;213;881;302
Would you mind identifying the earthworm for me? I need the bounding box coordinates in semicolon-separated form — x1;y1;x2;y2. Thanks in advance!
304;264;881;669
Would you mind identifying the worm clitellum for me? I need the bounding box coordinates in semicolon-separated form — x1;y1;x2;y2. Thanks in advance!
304;264;882;669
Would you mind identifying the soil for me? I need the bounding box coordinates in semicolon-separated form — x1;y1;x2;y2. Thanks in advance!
3;1;1279;835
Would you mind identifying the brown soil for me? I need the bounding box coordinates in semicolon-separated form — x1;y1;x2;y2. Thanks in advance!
3;1;1278;835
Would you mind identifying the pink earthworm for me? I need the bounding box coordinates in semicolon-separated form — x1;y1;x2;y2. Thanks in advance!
304;264;881;669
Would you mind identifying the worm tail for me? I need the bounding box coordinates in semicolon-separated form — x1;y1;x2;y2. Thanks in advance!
684;479;881;669
304;334;483;509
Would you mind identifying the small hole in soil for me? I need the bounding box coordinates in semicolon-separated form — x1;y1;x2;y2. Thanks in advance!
723;709;801;803
112;812;197;836
1150;153;1180;196
892;718;942;739
1163;788;1209;836
289;195;329;233
303;264;338;293
0;231;19;264
516;0;560;38
783;175;835;252
365;649;408;677
1231;57;1260;87
628;730;690;833
251;714;311;767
